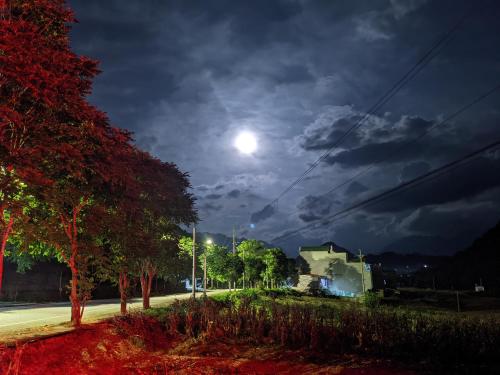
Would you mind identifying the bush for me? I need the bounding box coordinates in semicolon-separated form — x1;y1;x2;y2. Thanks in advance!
158;295;500;373
263;288;303;299
119;293;500;373
362;291;381;309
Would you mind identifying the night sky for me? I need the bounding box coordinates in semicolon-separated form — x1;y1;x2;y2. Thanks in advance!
68;0;500;256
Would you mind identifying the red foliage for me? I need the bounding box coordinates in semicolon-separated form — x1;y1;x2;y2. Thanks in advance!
0;0;197;330
0;0;100;296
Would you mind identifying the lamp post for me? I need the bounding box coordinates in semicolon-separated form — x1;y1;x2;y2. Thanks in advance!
204;238;212;298
191;226;196;299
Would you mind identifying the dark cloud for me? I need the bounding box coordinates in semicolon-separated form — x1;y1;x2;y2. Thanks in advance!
297;195;332;223
366;156;500;214
200;203;223;212
318;115;452;168
400;161;430;182
250;204;276;223
345;181;369;196
67;0;500;256
393;116;434;138
136;135;158;153
390;0;429;19
227;189;241;198
324;140;422;167
299;112;364;151
205;194;223;200
402;201;500;240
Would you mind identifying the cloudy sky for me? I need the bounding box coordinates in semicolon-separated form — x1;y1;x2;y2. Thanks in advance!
68;0;500;256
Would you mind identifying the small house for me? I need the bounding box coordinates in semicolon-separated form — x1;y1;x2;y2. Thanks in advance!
296;244;373;297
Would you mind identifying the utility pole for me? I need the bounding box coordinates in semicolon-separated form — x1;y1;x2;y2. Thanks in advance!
242;245;246;290
191;226;196;299
203;239;212;298
233;225;243;289
232;226;236;254
203;250;207;298
359;249;366;295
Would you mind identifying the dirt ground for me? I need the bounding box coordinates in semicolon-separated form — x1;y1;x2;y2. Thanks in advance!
0;321;416;375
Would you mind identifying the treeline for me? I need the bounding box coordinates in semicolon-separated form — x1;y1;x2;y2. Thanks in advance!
178;238;296;290
423;220;500;293
0;1;196;325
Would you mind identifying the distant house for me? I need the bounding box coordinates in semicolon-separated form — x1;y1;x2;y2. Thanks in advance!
296;244;373;297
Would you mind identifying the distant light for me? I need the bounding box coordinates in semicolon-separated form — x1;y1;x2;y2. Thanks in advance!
206;238;213;245
424;264;428;268
249;223;255;229
234;132;257;155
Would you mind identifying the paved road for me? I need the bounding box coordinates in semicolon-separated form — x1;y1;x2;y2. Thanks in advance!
0;291;222;341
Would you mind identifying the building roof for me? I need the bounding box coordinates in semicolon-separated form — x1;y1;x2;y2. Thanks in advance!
299;245;361;262
299;246;330;252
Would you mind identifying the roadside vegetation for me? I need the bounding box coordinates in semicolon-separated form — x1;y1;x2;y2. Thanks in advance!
153;289;500;373
2;289;499;373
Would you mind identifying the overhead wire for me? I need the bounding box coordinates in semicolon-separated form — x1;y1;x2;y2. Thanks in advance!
272;138;500;243
284;82;500;219
260;10;472;212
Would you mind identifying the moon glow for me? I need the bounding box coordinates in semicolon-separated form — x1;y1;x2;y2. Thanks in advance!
234;132;257;155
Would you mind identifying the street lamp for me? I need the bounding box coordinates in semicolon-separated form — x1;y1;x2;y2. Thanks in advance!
204;239;213;297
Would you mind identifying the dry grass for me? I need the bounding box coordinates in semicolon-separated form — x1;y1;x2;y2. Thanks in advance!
160;292;500;374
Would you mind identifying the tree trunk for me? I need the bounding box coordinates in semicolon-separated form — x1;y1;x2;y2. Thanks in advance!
119;271;129;315
60;202;87;327
140;274;149;309
147;268;154;304
0;214;14;295
69;249;81;326
140;264;155;309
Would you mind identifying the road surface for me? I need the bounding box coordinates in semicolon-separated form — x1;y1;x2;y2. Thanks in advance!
0;291;222;342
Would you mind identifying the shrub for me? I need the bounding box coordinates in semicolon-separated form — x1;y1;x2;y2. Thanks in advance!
119;294;500;373
112;313;168;350
362;291;381;309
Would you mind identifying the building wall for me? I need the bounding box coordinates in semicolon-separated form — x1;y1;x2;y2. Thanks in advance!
297;247;373;296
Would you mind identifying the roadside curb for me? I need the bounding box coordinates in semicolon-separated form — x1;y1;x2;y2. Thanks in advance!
0;303;37;308
3;329;74;348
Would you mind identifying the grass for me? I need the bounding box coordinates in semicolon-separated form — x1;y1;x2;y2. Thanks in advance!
151;288;500;374
4;288;496;373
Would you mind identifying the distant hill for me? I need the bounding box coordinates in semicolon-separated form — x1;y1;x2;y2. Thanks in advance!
433;220;500;292
320;241;349;253
366;252;448;273
381;235;463;256
319;241;446;271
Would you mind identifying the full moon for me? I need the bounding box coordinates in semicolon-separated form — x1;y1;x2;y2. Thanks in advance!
234;132;257;155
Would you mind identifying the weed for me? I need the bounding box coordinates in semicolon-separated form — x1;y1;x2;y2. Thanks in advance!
155;293;500;373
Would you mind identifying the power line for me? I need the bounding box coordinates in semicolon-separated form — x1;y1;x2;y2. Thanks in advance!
272;139;500;243
284;82;500;219
260;9;472;211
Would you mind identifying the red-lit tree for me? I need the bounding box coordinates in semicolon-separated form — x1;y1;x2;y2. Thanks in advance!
34;111;135;325
99;150;196;312
136;155;196;309
0;0;99;294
